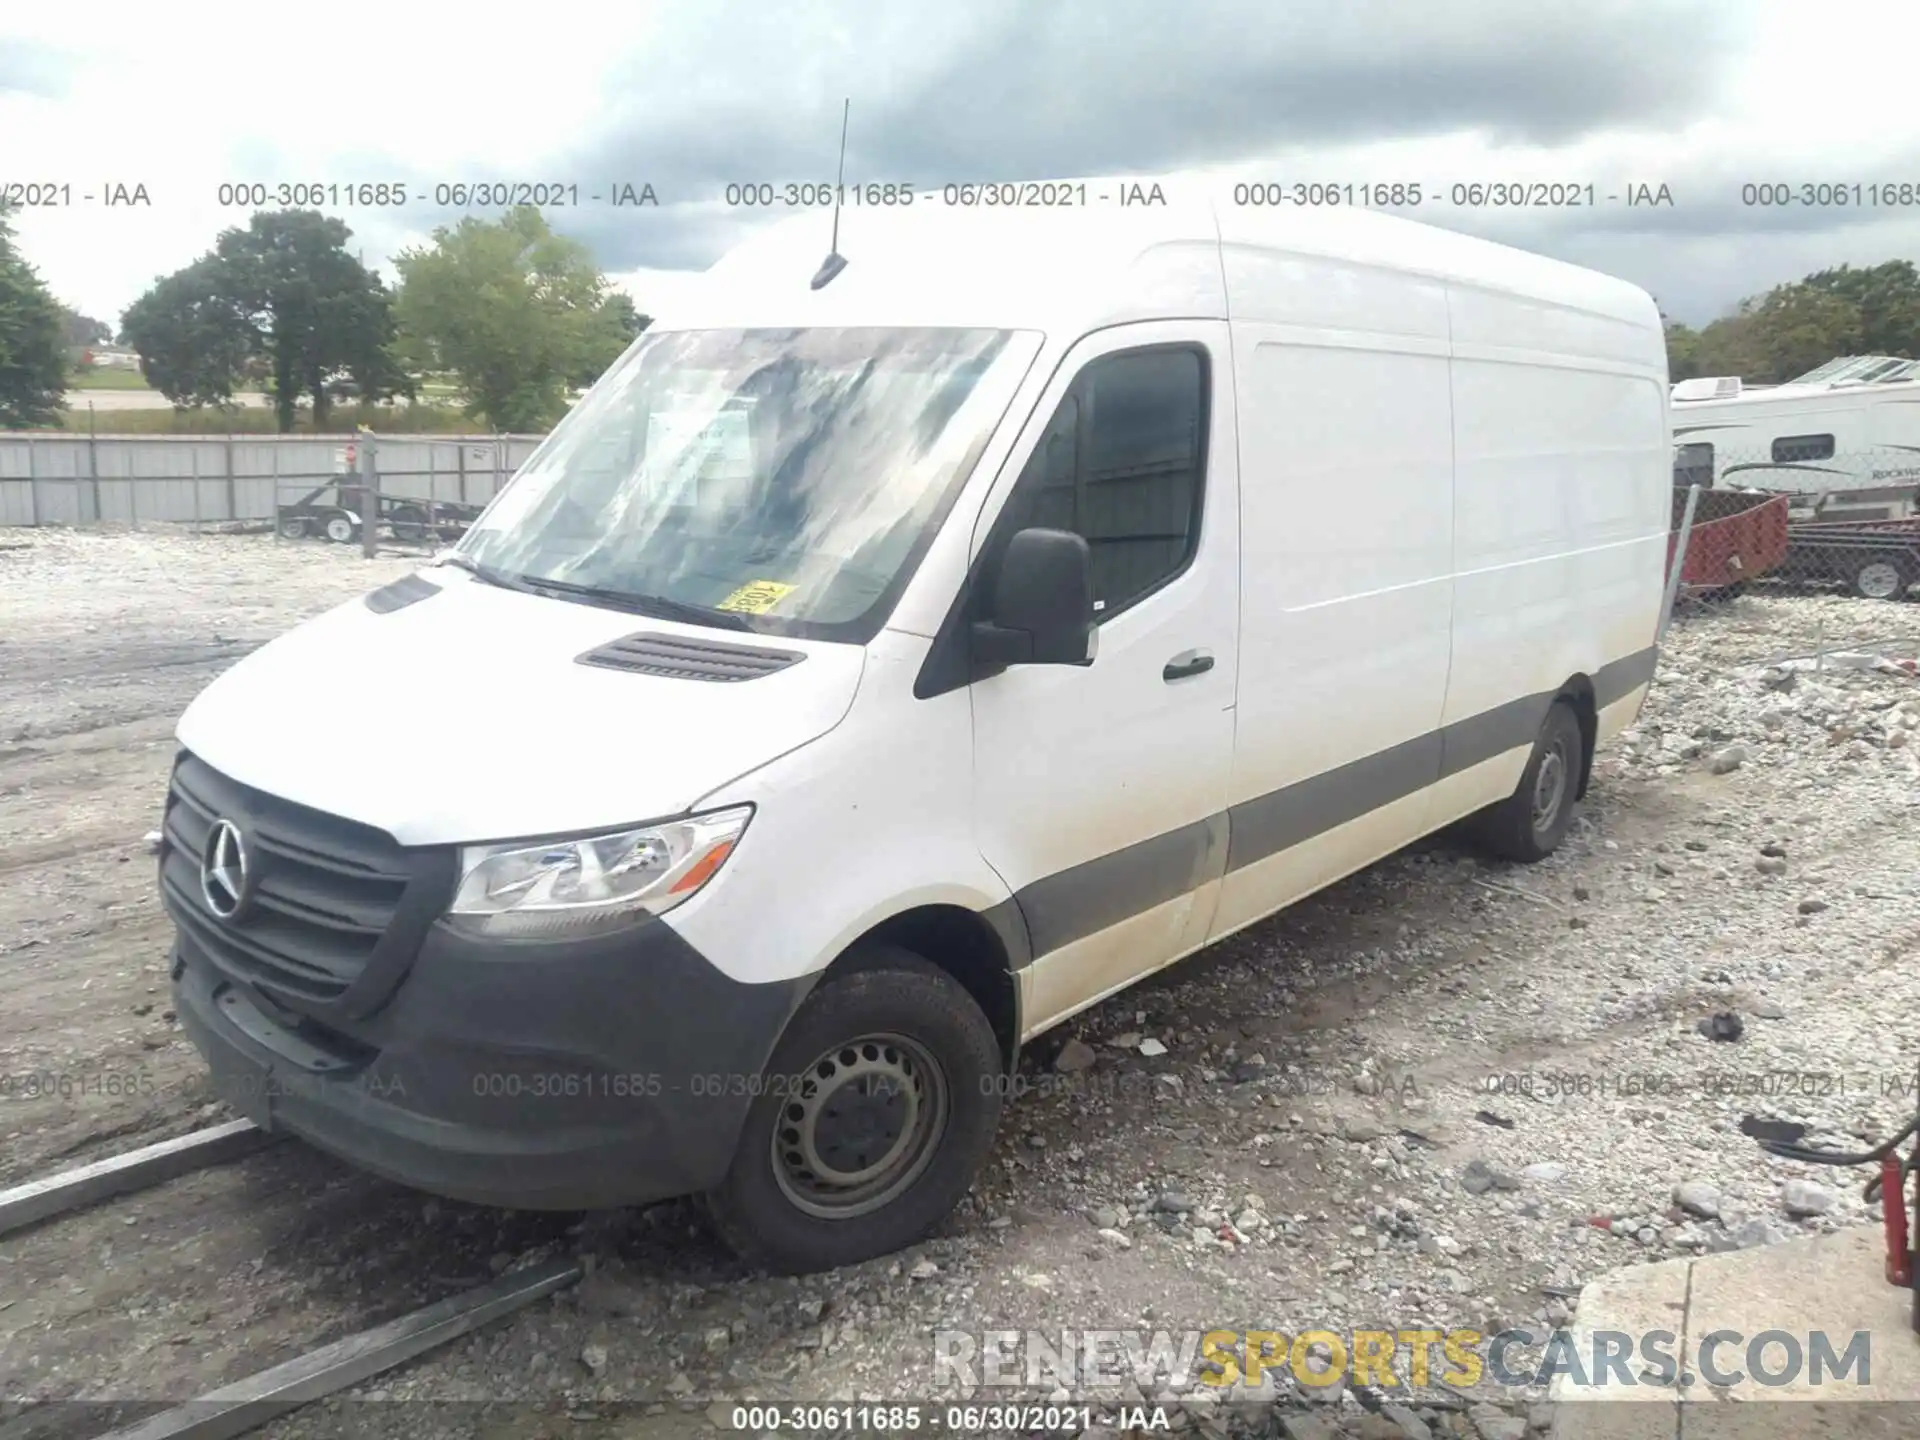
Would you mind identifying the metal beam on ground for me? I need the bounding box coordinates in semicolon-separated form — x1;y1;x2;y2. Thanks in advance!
0;1120;274;1238
98;1257;584;1440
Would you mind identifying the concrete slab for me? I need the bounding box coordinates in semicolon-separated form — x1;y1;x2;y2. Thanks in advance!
1548;1252;1686;1440
1550;1226;1920;1440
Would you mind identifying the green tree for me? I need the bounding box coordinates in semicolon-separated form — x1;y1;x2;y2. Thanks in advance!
1660;304;1704;381
567;289;648;390
213;210;406;430
56;304;113;350
119;258;253;409
119;210;403;430
1691;310;1761;380
0;206;70;428
393;206;629;430
1737;283;1862;383
1801;260;1920;358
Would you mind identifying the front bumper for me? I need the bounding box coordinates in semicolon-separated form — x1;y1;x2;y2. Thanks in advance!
170;912;814;1211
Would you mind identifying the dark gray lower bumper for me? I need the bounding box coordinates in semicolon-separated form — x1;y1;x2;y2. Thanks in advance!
170;914;814;1211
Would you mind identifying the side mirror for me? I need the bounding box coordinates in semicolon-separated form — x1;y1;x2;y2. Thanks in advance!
970;527;1097;672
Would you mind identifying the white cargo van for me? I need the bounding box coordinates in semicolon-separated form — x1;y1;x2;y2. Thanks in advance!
160;176;1672;1272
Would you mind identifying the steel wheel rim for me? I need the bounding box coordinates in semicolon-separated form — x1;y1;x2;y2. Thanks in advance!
1531;740;1568;831
324;517;354;543
770;1032;949;1220
1858;562;1902;599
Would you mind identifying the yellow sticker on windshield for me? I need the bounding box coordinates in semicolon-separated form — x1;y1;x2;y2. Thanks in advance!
717;579;797;614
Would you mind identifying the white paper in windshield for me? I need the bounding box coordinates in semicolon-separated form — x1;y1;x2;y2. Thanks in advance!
646;405;753;485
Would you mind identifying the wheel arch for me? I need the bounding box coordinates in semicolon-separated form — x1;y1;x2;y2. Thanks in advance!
1555;673;1599;799
814;903;1024;1075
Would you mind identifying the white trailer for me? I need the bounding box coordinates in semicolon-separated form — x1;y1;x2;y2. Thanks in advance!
1671;356;1920;520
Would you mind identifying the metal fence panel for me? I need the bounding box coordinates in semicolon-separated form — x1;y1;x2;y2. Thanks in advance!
0;482;34;526
0;432;549;529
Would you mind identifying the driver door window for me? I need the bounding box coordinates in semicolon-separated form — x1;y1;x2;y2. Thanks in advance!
999;347;1207;619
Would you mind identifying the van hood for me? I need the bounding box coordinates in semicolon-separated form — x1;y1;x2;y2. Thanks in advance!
175;569;864;846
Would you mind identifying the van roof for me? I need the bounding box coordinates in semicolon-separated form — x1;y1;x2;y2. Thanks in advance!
648;170;1661;343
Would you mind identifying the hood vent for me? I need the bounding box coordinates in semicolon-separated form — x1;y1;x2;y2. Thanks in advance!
364;573;443;614
576;631;806;682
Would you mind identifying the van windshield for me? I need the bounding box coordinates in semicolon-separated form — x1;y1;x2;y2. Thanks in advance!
457;326;1040;642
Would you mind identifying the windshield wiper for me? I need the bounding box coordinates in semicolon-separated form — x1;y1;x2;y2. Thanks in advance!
433;551;542;594
510;575;754;630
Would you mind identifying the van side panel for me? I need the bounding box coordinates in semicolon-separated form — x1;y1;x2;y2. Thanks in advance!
1437;309;1668;818
1209;249;1457;939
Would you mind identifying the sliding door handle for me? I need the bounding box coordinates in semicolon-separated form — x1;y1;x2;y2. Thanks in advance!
1163;649;1215;682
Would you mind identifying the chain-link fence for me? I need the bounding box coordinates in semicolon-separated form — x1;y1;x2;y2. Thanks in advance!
1660;442;1920;687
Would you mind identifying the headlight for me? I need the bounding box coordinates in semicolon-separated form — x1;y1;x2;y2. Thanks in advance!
446;806;752;939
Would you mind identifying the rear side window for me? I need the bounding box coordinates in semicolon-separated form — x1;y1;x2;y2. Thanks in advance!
1773;433;1835;463
1000;347;1208;618
1673;442;1714;487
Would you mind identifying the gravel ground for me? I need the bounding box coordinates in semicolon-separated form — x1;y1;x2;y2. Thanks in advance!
2;528;1918;1440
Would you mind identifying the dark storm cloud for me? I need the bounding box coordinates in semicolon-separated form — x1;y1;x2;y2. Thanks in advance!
0;40;74;98
529;0;1756;275
1428;144;1920;321
1564;217;1920;326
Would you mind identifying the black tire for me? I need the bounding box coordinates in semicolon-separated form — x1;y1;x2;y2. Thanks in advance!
390;504;428;543
703;949;1004;1274
322;513;357;544
277;514;308;540
1468;698;1585;864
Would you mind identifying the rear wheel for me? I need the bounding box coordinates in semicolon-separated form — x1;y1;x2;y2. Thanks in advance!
704;949;1004;1273
277;514;308;540
390;504;428;543
322;513;357;544
1468;698;1585;863
1852;555;1911;601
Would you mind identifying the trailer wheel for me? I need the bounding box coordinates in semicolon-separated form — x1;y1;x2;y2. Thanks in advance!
323;513;358;545
390;504;429;543
278;514;308;541
1852;556;1911;601
1467;698;1585;865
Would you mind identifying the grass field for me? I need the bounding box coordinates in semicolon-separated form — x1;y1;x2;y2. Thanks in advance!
69;368;154;391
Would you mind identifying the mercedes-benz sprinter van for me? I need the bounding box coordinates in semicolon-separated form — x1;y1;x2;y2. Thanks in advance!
160;175;1671;1273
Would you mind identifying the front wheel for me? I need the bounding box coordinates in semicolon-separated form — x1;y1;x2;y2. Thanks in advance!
703;949;1004;1273
1468;698;1585;863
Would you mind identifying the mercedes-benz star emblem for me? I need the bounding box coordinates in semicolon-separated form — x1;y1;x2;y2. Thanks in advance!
200;819;250;920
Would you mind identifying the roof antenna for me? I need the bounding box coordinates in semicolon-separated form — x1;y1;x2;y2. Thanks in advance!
810;98;852;291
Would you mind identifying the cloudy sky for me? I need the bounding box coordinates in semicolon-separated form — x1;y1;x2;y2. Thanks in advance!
5;0;1918;332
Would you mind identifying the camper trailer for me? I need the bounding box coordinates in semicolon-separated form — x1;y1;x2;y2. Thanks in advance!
1672;356;1920;520
158;176;1672;1273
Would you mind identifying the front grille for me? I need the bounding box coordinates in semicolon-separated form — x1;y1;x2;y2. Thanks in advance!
160;753;433;1007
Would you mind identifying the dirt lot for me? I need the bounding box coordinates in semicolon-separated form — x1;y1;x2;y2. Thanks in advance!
2;528;1918;1440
